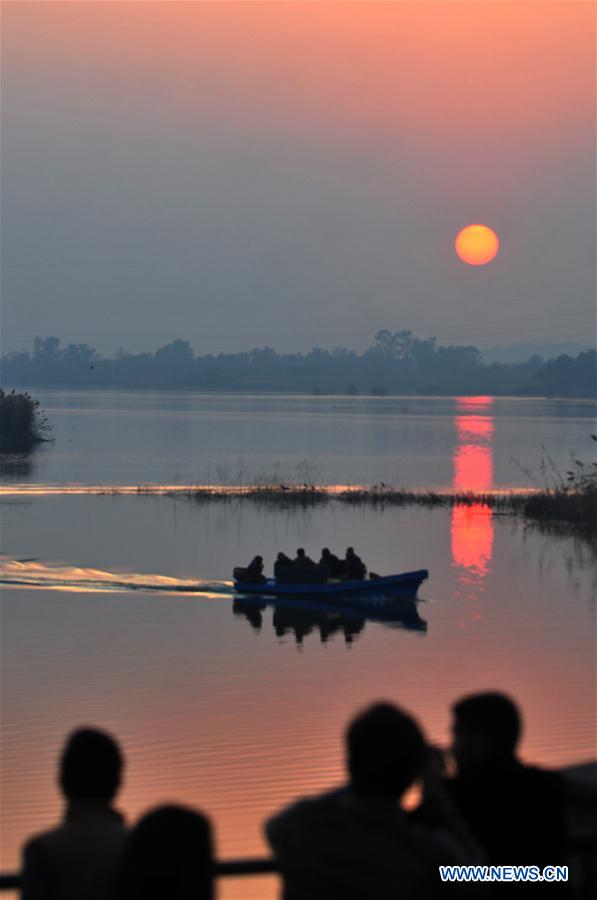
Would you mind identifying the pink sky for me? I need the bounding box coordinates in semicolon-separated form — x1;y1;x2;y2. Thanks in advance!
2;1;595;353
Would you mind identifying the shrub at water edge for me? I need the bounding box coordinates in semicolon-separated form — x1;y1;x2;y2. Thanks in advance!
0;389;50;451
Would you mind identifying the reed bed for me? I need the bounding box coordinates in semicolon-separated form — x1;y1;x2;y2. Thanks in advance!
136;480;595;533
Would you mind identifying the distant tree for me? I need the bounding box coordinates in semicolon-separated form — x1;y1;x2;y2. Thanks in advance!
153;339;195;384
154;339;194;365
2;334;594;397
409;336;438;368
63;343;100;368
33;336;61;359
534;350;596;396
248;346;277;365
576;350;597;393
374;329;414;359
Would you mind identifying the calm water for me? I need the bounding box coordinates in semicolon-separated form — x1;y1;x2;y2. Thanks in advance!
2;390;595;488
1;392;596;898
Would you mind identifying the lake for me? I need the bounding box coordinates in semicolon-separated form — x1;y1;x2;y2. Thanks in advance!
2;391;595;489
1;392;596;898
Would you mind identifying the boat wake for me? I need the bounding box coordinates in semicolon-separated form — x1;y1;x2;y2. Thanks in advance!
1;558;427;641
0;557;234;597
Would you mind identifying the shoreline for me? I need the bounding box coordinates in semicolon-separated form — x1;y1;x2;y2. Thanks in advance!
0;483;539;501
3;385;597;402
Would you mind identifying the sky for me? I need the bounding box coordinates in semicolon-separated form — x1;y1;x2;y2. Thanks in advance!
2;0;595;356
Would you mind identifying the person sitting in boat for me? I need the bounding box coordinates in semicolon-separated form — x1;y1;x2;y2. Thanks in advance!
294;548;316;567
319;548;342;578
245;555;267;583
344;547;367;580
274;552;293;579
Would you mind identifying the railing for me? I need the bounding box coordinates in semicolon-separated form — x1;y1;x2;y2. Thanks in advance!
0;858;278;891
3;841;597;896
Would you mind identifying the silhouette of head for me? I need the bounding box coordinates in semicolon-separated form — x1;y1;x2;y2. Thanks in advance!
346;547;355;558
321;548;330;557
346;702;426;799
60;727;123;802
452;692;522;768
254;555;263;563
118;805;213;900
296;548;306;558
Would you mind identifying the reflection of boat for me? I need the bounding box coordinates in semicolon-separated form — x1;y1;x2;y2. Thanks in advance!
233;593;427;645
233;569;428;600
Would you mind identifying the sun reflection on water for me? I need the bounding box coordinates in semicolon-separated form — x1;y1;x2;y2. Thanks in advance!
451;398;495;604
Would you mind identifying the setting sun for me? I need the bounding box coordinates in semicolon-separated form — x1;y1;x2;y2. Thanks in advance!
455;224;500;266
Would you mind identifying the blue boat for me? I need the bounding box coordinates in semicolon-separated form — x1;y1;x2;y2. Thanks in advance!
233;569;429;601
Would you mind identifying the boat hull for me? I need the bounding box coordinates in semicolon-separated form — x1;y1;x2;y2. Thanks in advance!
234;569;428;600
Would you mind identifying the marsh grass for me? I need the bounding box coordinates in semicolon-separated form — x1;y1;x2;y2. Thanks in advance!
154;476;595;533
524;486;596;530
518;440;597;533
122;438;597;534
155;482;525;511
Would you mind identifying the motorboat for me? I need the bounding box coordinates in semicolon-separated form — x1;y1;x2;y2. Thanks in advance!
233;568;428;601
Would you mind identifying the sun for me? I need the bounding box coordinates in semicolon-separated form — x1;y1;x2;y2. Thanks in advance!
455;224;499;266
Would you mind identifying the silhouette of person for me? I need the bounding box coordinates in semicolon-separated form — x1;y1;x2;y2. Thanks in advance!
116;805;213;900
318;548;341;577
22;728;127;900
245;555;266;582
293;548;315;567
344;546;366;580
266;702;482;900
274;552;293;579
446;692;566;874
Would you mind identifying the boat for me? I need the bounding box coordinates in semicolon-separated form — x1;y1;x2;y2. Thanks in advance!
233;569;429;601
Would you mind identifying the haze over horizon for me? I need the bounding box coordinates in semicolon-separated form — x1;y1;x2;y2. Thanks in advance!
2;1;595;357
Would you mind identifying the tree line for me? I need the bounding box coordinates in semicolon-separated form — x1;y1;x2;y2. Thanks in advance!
1;331;595;397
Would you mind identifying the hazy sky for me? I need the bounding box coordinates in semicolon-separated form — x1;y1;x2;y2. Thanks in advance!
2;0;595;355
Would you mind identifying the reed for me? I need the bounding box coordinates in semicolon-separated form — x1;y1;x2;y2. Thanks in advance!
165;478;596;533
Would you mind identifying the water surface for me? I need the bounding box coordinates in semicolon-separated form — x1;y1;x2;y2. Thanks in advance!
4;391;595;489
1;392;595;899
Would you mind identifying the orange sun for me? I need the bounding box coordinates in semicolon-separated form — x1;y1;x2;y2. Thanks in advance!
455;224;499;266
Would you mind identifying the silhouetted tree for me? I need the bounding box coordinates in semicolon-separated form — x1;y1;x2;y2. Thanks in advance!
534;350;596;396
2;334;593;397
0;389;49;450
